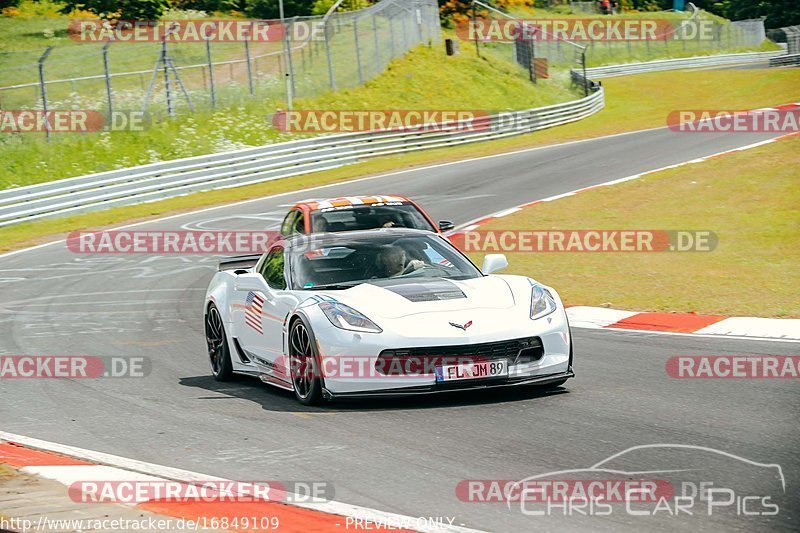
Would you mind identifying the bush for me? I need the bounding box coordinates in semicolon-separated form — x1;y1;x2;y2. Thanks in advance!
170;0;243;12
245;0;315;19
59;0;170;20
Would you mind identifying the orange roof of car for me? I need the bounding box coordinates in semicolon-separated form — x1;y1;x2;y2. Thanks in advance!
295;195;410;211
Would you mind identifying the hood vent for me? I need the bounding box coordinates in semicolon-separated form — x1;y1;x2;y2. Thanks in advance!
370;278;467;302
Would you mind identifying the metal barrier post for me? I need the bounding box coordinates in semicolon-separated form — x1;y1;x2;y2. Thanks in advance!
161;40;174;117
205;31;216;108
354;19;364;84
324;20;335;89
102;40;114;118
37;46;54;140
581;51;588;97
285;18;297;94
245;22;254;96
373;14;381;74
389;16;396;57
472;1;480;57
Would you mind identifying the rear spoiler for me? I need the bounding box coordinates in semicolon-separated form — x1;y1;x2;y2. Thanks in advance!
218;254;262;271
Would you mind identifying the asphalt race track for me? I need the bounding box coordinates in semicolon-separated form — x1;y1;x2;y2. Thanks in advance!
1;126;798;532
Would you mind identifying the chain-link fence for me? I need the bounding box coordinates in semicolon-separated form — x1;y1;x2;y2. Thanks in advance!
0;0;440;127
569;2;599;15
467;1;768;73
472;0;589;96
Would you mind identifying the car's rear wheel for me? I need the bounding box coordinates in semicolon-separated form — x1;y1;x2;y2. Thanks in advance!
289;318;323;405
206;304;233;381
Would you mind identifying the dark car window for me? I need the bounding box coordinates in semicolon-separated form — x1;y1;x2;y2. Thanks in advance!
259;247;286;290
289;233;481;289
280;211;298;236
310;204;436;233
293;212;306;234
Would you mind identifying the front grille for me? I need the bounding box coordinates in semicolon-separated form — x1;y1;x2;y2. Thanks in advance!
375;337;543;375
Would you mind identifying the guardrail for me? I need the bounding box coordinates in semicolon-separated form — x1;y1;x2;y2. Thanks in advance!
573;50;785;81
0;88;604;227
2;49;787;228
769;53;800;67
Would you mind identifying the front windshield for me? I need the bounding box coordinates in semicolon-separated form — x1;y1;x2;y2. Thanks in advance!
289;233;481;289
310;203;436;233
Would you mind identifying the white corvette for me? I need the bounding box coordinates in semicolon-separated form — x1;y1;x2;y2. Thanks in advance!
204;228;573;405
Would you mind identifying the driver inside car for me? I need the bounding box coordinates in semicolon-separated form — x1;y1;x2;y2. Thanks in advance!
378;245;424;277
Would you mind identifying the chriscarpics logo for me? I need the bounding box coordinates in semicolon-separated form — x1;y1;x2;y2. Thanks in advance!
495;444;785;519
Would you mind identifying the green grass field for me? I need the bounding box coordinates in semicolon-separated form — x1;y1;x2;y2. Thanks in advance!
0;43;579;190
467;136;800;318
0;67;797;253
476;5;779;67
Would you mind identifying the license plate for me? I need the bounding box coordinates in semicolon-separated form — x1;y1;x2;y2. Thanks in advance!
435;360;508;382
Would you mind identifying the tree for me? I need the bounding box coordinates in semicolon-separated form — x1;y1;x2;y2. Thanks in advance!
171;0;245;13
719;0;800;29
1;0;21;11
245;0;316;18
438;0;535;27
60;0;169;19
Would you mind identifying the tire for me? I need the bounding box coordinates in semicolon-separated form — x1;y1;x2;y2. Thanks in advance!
206;303;233;382
288;317;324;406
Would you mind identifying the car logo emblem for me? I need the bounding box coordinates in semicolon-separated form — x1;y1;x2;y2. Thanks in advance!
449;320;473;331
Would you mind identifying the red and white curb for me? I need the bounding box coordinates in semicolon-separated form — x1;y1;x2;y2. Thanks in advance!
0;431;484;533
449;122;800;342
566;306;800;340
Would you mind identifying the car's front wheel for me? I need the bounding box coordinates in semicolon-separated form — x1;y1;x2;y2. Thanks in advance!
289;317;324;405
206;303;233;381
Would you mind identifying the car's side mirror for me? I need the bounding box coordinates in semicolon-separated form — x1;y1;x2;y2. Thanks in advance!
438;220;455;232
234;274;268;292
481;254;508;275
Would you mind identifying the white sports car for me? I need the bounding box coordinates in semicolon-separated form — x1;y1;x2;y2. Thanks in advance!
204;228;573;404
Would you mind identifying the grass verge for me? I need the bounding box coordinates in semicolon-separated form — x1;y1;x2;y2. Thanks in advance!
466;135;800;318
0;68;798;253
0;44;577;190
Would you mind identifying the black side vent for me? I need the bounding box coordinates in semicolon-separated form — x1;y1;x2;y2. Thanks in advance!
232;337;251;364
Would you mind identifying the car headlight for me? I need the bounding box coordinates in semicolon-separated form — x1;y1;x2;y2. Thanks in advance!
530;285;557;320
319;302;382;333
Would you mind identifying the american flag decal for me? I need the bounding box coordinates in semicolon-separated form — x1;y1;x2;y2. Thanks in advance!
245;291;265;334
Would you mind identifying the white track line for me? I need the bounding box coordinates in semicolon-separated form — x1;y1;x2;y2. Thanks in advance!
0;124;677;262
0;431;486;533
572;326;800;344
452;136;791;232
